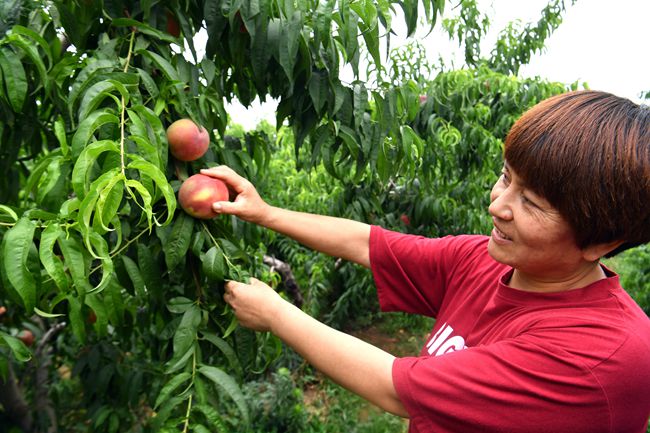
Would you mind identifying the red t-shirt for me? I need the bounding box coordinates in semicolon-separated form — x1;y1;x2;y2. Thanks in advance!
369;226;650;433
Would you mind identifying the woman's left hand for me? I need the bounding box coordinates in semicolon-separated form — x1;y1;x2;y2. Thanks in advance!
223;278;286;332
224;277;406;417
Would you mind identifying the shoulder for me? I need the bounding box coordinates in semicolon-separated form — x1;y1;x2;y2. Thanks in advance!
370;226;490;259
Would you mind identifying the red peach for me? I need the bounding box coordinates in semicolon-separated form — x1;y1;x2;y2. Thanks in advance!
167;119;210;161
18;329;34;347
166;10;180;38
87;310;97;324
178;174;229;219
400;214;411;226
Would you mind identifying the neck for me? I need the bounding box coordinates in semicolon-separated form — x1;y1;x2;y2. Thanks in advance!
509;263;607;293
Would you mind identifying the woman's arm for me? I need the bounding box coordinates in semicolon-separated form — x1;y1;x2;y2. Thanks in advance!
224;278;408;417
200;166;371;268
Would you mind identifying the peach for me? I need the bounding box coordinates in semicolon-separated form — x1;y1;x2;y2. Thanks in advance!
167;119;210;161
18;329;34;347
178;174;229;219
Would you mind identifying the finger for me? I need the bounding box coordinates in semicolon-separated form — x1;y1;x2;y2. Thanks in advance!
200;166;250;195
224;279;241;292
211;200;241;215
248;277;267;287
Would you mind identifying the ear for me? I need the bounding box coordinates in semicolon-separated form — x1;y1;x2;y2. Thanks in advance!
582;240;625;262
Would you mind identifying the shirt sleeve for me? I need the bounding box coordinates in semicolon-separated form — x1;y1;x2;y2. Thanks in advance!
369;226;488;317
392;335;611;433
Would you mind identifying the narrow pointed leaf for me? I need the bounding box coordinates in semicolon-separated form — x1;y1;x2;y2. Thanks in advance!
0;47;27;112
154;372;192;409
198;365;249;424
39;223;69;291
161;212;193;270
71;110;120;157
202;246;225;281
2;217;37;312
0;332;32;362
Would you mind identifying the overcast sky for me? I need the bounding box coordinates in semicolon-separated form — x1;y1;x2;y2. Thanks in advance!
226;0;649;129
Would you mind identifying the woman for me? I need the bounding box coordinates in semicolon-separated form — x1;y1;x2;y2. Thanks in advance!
201;90;650;432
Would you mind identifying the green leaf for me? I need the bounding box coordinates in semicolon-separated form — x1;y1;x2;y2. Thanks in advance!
161;212;194;270
165;304;201;373
1;217;37;312
8;25;53;68
222;314;239;339
93;173;124;233
102;276;126;326
39;223;69;291
127;158;176;226
308;69;328;115
54;116;69;156
85;292;109;336
137;50;180;82
68;59;115;109
192;405;229;433
111;18;177;43
78;79;130;121
201;332;243;379
34;307;65;318
129;104;168;168
167;297;194;314
86;232;113;295
173;304;201;356
0;204;18;221
122;255;146;298
77;169;120;256
137;243;162;294
58;235;91;297
6;33;48;91
202;246;225;282
124;179;153;228
0;47;27;112
154;372;192;409
24;153;59;203
192;424;212;433
67;293;86;343
0;331;32;362
198;365;249;425
136;68;159;98
71;110;120;158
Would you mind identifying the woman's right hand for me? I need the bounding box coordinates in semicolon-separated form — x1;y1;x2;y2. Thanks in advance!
199;166;271;225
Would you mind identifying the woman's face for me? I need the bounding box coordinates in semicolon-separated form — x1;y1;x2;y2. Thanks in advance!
487;164;591;281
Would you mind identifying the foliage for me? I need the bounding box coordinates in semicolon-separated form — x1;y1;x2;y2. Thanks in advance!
608;245;650;315
443;0;576;75
244;367;310;433
0;0;587;431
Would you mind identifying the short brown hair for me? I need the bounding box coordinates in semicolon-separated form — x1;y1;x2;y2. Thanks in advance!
504;90;650;256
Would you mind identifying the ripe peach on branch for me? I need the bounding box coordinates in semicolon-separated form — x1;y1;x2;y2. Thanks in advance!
18;330;34;347
166;119;210;161
178;174;229;219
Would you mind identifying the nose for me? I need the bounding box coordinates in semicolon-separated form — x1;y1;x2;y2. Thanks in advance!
488;184;513;221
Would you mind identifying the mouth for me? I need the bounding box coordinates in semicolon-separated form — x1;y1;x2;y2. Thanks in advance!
491;224;512;242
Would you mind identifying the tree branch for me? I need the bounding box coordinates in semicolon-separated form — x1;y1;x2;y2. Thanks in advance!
0;363;33;432
263;255;304;309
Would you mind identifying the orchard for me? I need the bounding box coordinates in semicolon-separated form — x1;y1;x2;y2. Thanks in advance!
0;1;648;432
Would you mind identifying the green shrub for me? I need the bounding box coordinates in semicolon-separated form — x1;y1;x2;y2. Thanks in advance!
607;245;650;315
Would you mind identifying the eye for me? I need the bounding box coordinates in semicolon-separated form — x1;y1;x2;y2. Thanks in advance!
520;192;539;208
500;170;510;185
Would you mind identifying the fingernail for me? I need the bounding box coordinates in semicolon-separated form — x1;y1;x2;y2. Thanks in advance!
213;203;222;211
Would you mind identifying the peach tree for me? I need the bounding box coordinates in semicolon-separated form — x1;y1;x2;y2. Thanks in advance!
0;0;576;431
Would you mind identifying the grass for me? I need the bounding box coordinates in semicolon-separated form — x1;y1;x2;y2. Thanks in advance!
297;312;433;432
244;312;433;433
